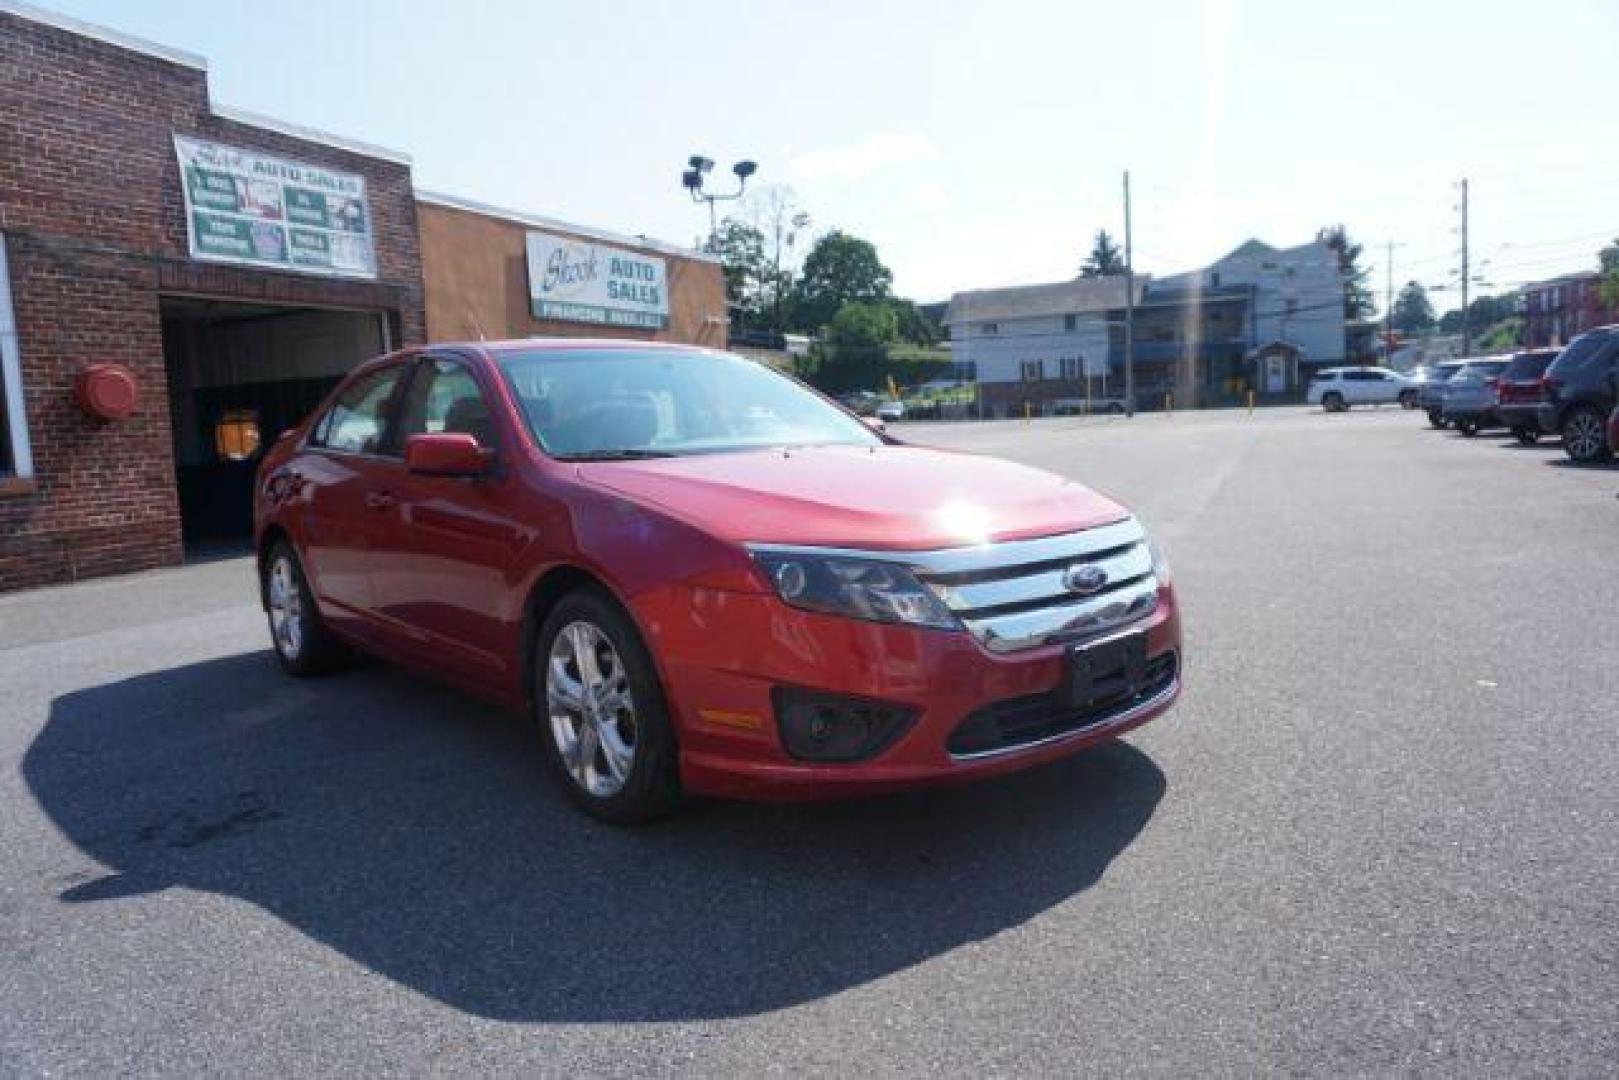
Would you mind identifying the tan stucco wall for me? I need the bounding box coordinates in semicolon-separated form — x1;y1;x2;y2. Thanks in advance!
417;201;727;347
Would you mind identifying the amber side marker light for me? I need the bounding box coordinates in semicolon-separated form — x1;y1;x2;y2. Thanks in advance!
697;709;765;732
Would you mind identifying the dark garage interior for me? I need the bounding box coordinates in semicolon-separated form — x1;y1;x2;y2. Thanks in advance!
160;297;388;549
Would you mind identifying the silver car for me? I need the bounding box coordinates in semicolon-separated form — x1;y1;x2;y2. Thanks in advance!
1439;358;1511;436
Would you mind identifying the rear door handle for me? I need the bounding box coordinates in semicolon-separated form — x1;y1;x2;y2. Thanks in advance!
364;490;396;511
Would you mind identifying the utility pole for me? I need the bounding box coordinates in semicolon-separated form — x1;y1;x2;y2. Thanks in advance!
1384;241;1396;364
1459;178;1471;357
1123;170;1135;417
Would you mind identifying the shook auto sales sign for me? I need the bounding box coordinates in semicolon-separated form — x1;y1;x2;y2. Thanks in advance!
174;135;378;280
525;230;669;330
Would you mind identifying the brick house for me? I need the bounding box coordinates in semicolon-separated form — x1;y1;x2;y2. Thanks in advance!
0;3;724;591
1522;272;1618;348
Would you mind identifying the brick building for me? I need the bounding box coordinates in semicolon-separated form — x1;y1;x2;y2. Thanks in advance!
1522;272;1618;348
0;3;723;591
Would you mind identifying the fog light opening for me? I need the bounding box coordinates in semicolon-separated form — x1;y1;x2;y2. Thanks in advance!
771;688;916;763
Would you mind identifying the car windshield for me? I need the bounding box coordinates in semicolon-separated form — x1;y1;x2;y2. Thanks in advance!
496;347;880;460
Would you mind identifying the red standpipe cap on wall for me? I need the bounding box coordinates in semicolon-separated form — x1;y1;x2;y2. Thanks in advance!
74;363;138;421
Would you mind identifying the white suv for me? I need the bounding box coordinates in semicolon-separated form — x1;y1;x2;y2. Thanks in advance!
1307;367;1415;412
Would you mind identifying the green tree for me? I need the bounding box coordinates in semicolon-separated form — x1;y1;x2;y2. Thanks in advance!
1390;280;1435;333
886;297;940;346
792;230;893;332
1317;225;1375;321
743;186;812;334
1079;230;1126;278
827;301;899;348
1598;237;1619;309
704;218;767;327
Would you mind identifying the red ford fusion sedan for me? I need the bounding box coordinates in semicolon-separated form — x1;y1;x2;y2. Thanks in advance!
254;341;1182;822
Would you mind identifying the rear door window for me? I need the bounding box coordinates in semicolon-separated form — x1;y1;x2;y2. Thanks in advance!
312;366;405;456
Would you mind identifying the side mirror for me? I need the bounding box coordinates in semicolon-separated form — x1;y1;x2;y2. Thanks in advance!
861;415;887;434
405;432;492;477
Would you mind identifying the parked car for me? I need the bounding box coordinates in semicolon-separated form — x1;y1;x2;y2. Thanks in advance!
1306;366;1416;412
876;398;906;422
1538;327;1619;463
254;342;1182;822
1413;360;1469;427
1440;358;1511;436
1493;348;1563;444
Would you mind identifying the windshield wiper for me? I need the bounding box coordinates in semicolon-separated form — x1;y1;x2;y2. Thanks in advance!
554;449;678;462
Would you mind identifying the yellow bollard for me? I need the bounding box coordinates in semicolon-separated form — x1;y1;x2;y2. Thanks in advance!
1164;392;1172;416
1247;389;1254;416
1024;401;1031;424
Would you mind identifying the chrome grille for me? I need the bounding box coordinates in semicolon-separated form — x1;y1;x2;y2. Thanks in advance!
913;518;1159;653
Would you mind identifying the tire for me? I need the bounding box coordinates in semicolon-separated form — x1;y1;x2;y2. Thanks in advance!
1323;392;1345;413
1456;417;1479;437
1561;405;1613;464
534;586;683;824
1426;408;1447;429
262;540;350;676
1513;427;1540;446
1399;389;1418;409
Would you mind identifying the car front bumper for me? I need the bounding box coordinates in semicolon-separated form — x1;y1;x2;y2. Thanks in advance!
634;582;1182;800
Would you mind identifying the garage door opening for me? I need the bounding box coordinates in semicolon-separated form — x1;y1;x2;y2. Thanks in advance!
160;297;391;552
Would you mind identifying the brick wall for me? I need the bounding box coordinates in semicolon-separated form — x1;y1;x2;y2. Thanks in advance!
0;11;425;590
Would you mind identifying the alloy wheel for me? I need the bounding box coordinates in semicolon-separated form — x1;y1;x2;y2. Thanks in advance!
1564;410;1605;461
546;621;639;798
266;555;304;661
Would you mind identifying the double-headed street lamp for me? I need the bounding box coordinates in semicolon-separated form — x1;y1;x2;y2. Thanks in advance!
682;155;757;244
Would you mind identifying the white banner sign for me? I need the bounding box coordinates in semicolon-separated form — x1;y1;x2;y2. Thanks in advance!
174;135;377;280
525;230;669;330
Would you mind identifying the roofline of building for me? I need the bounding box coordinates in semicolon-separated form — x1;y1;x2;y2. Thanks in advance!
209;103;412;165
4;2;416;165
1521;270;1599;289
415;189;720;265
1;1;207;70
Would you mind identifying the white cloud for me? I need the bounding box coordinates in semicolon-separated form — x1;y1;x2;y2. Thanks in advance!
789;133;938;183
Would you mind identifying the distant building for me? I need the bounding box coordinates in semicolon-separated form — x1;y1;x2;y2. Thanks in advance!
943;276;1140;416
944;238;1346;413
1522;272;1617;348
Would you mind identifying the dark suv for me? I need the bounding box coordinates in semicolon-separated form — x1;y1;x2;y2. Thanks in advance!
1539;328;1619;463
1494;348;1563;444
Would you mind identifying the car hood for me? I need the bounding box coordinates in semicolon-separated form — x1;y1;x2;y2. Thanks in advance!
577;444;1129;550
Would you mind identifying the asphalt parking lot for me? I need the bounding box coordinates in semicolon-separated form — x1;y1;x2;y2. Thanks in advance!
2;406;1616;1075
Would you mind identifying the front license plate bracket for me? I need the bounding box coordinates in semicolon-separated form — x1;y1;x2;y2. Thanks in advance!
1066;632;1147;711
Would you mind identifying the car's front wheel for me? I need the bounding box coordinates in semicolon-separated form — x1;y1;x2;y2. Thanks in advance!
1456;417;1480;437
263;541;349;675
1426;408;1447;429
1399;389;1418;409
1323;392;1346;413
1561;405;1612;463
535;587;682;824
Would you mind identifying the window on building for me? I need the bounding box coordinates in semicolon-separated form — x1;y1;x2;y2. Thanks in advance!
1060;357;1082;380
1020;360;1044;381
1063;314;1077;331
1211;272;1221;287
1286;298;1299;314
311;365;406;456
981;322;999;335
0;232;29;480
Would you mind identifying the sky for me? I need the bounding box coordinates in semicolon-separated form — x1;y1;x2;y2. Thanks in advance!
34;0;1619;307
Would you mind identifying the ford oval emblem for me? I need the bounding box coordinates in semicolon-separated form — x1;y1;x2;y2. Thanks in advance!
1064;563;1109;595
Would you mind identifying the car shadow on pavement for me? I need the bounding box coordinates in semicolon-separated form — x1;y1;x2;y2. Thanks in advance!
26;651;1164;1023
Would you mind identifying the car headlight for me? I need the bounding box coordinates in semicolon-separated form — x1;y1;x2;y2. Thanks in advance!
749;550;959;630
1148;538;1171;582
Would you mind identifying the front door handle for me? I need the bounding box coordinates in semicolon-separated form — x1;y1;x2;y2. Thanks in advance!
364;490;396;511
